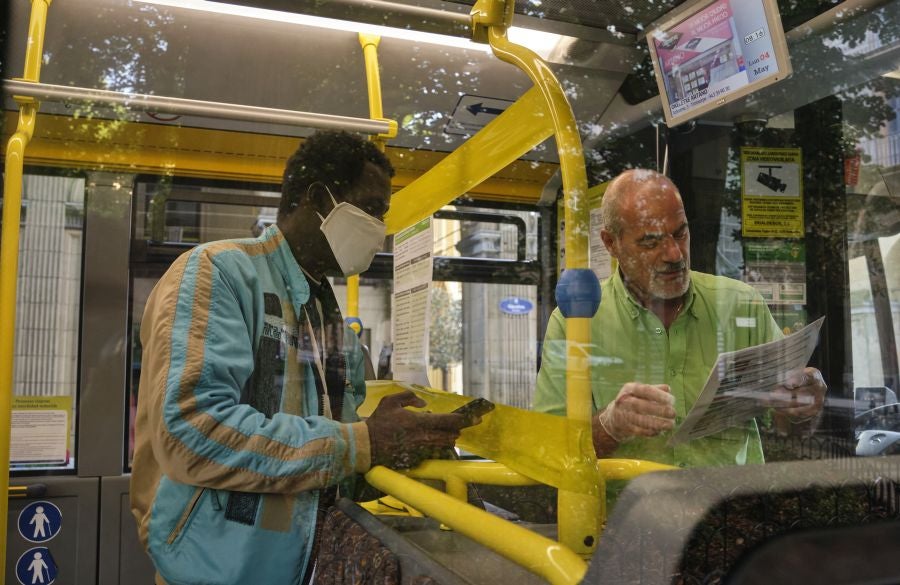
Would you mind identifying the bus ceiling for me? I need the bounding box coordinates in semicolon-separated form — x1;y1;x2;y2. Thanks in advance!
4;1;899;171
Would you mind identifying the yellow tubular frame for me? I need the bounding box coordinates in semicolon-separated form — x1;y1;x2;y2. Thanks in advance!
403;459;539;501
481;0;599;556
370;0;609;566
383;85;554;233
358;0;674;577
1;0;52;571
366;466;587;585
598;459;678;481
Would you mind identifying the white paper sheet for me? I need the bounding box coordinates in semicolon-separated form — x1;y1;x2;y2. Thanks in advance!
668;316;824;445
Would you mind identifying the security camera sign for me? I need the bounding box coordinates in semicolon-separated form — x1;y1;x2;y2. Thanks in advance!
740;147;803;237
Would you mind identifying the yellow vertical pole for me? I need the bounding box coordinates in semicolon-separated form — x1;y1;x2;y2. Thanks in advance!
349;33;389;336
475;0;601;556
359;33;387;154
1;0;52;572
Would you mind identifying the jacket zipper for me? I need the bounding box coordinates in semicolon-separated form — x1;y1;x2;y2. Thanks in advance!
166;487;205;545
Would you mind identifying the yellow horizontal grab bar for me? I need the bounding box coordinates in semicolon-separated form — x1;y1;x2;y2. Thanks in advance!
408;459;675;488
365;465;587;585
406;459;540;486
598;458;679;481
404;459;539;501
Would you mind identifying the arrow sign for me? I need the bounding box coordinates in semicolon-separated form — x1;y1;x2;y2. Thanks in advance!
446;95;515;136
466;102;505;117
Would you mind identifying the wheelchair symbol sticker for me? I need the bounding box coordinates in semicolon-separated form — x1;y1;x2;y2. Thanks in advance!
16;547;57;585
18;501;62;543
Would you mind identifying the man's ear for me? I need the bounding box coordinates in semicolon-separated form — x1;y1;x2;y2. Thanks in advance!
600;229;618;259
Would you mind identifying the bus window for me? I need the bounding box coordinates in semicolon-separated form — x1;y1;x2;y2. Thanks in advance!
848;198;900;398
127;180;282;467
846;84;900;406
331;205;543;405
4;174;84;472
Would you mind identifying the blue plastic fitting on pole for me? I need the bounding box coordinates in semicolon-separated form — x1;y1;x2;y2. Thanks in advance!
345;317;363;336
555;269;601;318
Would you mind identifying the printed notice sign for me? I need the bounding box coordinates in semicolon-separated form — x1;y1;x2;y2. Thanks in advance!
741;147;804;237
669;316;824;445
392;218;433;385
11;396;71;466
743;240;807;305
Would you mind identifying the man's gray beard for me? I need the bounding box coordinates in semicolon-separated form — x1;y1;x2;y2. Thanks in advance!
650;271;691;300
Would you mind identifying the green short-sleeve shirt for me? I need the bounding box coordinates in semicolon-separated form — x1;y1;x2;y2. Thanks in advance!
534;270;782;469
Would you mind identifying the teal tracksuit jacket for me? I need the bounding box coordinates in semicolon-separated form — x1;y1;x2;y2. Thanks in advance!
130;224;370;585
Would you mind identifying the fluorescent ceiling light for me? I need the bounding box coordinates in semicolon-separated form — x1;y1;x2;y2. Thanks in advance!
507;27;564;59
137;0;562;57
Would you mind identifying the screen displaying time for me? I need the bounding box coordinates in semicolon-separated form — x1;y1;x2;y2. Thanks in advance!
744;28;766;45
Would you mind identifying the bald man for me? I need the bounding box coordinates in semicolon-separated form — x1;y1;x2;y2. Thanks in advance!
535;169;826;481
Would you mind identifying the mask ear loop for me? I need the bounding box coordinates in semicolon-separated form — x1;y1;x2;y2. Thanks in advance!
309;182;339;222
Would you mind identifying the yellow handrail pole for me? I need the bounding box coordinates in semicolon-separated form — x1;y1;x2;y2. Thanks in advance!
359;33;388;154
475;0;600;556
347;33;391;333
1;0;53;572
366;466;587;585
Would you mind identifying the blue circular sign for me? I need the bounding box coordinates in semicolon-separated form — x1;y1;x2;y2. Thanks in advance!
16;547;57;585
499;297;533;315
18;501;62;543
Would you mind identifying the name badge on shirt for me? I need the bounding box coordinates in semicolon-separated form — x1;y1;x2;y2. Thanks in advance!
735;317;757;328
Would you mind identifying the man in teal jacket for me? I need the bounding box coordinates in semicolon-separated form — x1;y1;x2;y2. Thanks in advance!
131;131;467;585
535;169;826;478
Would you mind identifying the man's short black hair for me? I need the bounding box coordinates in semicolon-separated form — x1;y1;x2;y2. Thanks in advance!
279;130;394;217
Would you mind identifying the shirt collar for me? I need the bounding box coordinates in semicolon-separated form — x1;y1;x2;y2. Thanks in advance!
610;268;698;321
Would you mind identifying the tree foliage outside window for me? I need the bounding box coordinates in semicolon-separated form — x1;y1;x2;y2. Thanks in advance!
429;286;463;388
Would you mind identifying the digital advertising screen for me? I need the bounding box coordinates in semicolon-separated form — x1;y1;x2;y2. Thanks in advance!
647;0;792;126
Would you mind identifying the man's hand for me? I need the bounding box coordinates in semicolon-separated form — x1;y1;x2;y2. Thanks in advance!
365;390;469;470
593;383;677;456
769;367;827;429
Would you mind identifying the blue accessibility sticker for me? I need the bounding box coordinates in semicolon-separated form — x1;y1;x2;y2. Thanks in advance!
18;501;62;543
16;547;57;585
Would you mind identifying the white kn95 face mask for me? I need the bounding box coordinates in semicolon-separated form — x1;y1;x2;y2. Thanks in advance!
317;186;387;277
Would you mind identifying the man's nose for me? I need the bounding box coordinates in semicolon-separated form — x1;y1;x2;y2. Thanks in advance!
660;236;683;262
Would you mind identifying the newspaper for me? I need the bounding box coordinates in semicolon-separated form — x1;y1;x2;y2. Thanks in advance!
668;316;824;446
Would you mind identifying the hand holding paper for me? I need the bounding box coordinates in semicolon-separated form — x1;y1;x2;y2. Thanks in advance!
768;366;827;421
668;317;826;446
